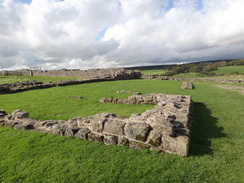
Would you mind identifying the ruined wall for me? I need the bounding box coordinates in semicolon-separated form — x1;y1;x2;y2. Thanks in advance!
0;78;115;94
141;74;243;83
0;68;141;79
0;93;192;156
0;69;141;94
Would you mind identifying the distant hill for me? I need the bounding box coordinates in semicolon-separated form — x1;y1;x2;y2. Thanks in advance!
124;59;236;70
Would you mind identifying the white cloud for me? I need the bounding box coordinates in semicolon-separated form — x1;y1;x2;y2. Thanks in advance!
0;0;244;70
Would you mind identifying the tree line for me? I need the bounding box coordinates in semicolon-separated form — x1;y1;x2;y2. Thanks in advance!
162;59;244;76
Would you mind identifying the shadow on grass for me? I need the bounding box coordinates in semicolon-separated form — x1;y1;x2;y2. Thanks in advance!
189;102;226;156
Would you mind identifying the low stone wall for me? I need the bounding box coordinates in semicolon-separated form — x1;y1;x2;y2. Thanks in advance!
1;68;141;80
116;90;142;95
141;74;243;83
0;93;192;156
0;78;116;94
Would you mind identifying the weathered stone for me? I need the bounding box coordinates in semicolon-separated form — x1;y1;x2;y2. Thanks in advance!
148;131;162;147
124;122;151;142
148;117;173;135
118;136;129;146
49;126;66;136
181;82;193;89
75;127;90;139
43;121;59;128
33;121;48;128
3;121;18;127
67;118;79;128
0;110;7;118
162;135;189;156
130;113;141;118
65;128;79;137
11;110;29;119
103;135;118;145
91;113;115;133
99;98;106;103
103;119;126;135
129;140;150;150
87;132;103;143
14;122;35;130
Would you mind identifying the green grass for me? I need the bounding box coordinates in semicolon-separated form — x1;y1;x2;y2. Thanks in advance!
0;79;244;182
139;69;168;75
0;75;84;84
140;66;244;80
211;66;244;75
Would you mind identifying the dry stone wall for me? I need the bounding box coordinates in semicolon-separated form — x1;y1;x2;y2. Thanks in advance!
0;93;192;156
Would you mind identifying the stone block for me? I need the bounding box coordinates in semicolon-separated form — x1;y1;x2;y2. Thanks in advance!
49;126;66;136
148;131;162;147
75;127;91;139
11;110;29;119
181;82;193;89
118;136;129;146
91;113;115;133
129;140;150;150
14;122;35;130
104;135;118;145
87;132;103;143
149;118;173;135
65;128;79;137
103;119;126;135
162;135;189;156
124;122;151;142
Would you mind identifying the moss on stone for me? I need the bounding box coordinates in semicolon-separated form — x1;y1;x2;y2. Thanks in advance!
136;134;146;142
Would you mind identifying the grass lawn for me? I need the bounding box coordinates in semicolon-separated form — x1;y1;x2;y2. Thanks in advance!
0;75;84;84
211;66;244;75
140;66;244;80
139;69;168;75
0;79;244;182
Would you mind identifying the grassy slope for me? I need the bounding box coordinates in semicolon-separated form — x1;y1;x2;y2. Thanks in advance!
0;75;83;84
211;66;244;75
140;66;244;79
0;79;244;182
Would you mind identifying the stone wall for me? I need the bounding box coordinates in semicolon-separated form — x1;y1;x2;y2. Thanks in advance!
0;78;115;94
141;74;243;83
0;68;141;79
0;93;192;156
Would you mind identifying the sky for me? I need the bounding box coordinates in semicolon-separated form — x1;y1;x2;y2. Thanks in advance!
1;0;244;70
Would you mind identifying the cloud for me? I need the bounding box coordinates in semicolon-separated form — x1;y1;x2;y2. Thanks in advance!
0;0;244;70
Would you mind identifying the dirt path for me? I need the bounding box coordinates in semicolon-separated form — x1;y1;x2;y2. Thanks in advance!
214;85;244;95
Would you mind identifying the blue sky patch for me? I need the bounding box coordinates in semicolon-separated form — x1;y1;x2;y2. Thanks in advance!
94;27;108;43
14;0;32;4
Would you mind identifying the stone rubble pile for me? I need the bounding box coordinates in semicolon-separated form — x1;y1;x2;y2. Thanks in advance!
0;93;192;156
181;82;193;89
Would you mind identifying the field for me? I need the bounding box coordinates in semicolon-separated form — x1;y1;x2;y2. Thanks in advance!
139;69;168;75
140;66;244;80
210;66;244;75
0;76;244;182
